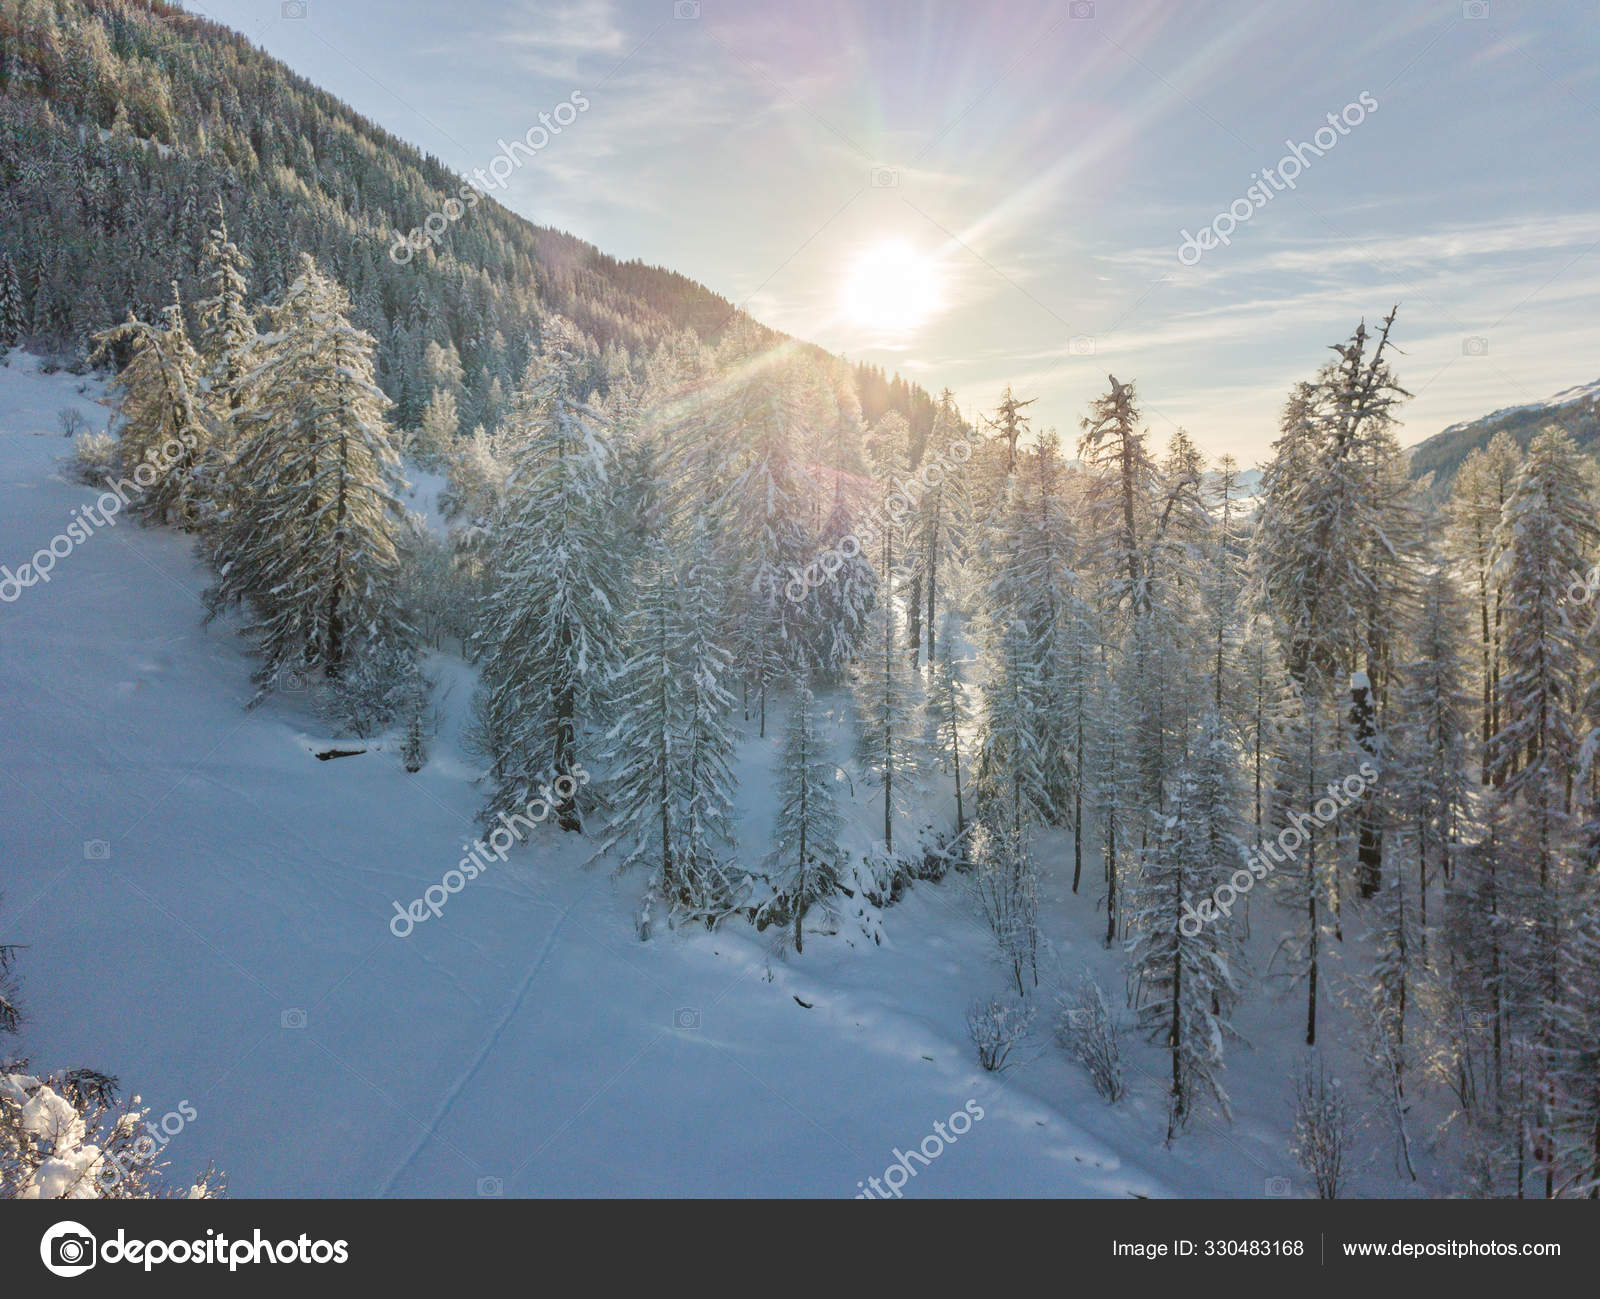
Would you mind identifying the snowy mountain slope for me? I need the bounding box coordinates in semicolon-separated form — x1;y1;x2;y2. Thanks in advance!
1431;378;1600;441
1;356;1425;1198
1408;374;1600;495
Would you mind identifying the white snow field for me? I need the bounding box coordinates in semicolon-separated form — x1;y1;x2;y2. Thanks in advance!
0;355;1425;1198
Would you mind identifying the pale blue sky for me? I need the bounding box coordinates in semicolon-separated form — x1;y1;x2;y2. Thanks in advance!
179;0;1600;462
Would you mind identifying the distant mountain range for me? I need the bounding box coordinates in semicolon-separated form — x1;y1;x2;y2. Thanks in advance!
1408;378;1600;496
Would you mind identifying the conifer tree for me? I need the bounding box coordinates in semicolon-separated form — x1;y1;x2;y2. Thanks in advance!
853;577;916;852
474;318;623;830
975;616;1049;835
1394;558;1474;927
205;257;408;698
1449;432;1522;779
191;205;256;542
194;201;254;411
1254;310;1415;1039
924;609;973;834
0;253;25;355
718;346;815;733
599;521;739;922
1127;710;1242;1139
909;389;971;663
414;386;460;467
768;682;843;953
1486;426;1598;1194
93;289;209;528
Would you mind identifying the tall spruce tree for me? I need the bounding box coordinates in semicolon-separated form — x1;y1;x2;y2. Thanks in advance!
205;257;408;698
1449;432;1523;781
1128;709;1243;1139
473;317;623;829
0;253;25;355
768;682;843;953
924;609;974;834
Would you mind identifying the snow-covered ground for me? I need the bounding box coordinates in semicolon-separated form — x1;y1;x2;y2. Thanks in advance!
1;354;1433;1198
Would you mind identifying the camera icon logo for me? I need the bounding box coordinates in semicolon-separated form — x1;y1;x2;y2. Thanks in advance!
282;0;308;17
1069;0;1095;17
1462;336;1489;356
869;166;899;188
673;1007;701;1030
279;667;308;691
281;1008;308;1029
674;0;700;17
41;1222;97;1277
1462;0;1488;17
1068;335;1096;356
477;1175;504;1196
83;839;111;860
1264;1176;1293;1197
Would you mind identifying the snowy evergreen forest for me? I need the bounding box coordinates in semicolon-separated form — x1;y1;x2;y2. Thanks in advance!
3;0;1600;1203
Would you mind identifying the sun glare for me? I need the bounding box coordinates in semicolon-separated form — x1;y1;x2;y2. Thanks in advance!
840;240;942;336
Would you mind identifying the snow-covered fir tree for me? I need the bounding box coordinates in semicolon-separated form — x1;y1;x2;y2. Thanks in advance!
1448;431;1523;776
194;201;255;415
853;578;917;852
765;681;844;953
599;522;740;927
1253;310;1417;1040
808;478;878;681
1393;556;1475;930
924;609;974;834
975;614;1049;836
1485;425;1599;1195
205;256;409;698
717;344;816;733
0;252;25;355
1126;709;1243;1140
414;385;460;468
908;389;972;664
473;317;623;830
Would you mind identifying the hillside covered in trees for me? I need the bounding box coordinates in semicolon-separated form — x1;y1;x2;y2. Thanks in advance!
0;0;940;440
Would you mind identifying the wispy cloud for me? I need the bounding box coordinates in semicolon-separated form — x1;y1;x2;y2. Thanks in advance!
497;0;628;76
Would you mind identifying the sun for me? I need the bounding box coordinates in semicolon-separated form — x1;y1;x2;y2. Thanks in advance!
840;240;942;336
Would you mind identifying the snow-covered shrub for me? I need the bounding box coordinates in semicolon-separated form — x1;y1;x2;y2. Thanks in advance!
837;853;886;947
853;829;951;909
66;430;118;485
968;995;1034;1073
1290;1056;1351;1199
57;406;90;438
0;1068;223;1199
675;858;750;930
910;823;967;882
638;861;749;940
852;846;906;908
321;639;429;740
970;820;1039;996
1055;974;1126;1103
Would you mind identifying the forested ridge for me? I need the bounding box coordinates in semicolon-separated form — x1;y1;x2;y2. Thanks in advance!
0;0;938;438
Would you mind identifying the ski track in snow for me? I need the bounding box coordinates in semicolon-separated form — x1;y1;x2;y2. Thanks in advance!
376;896;582;1197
